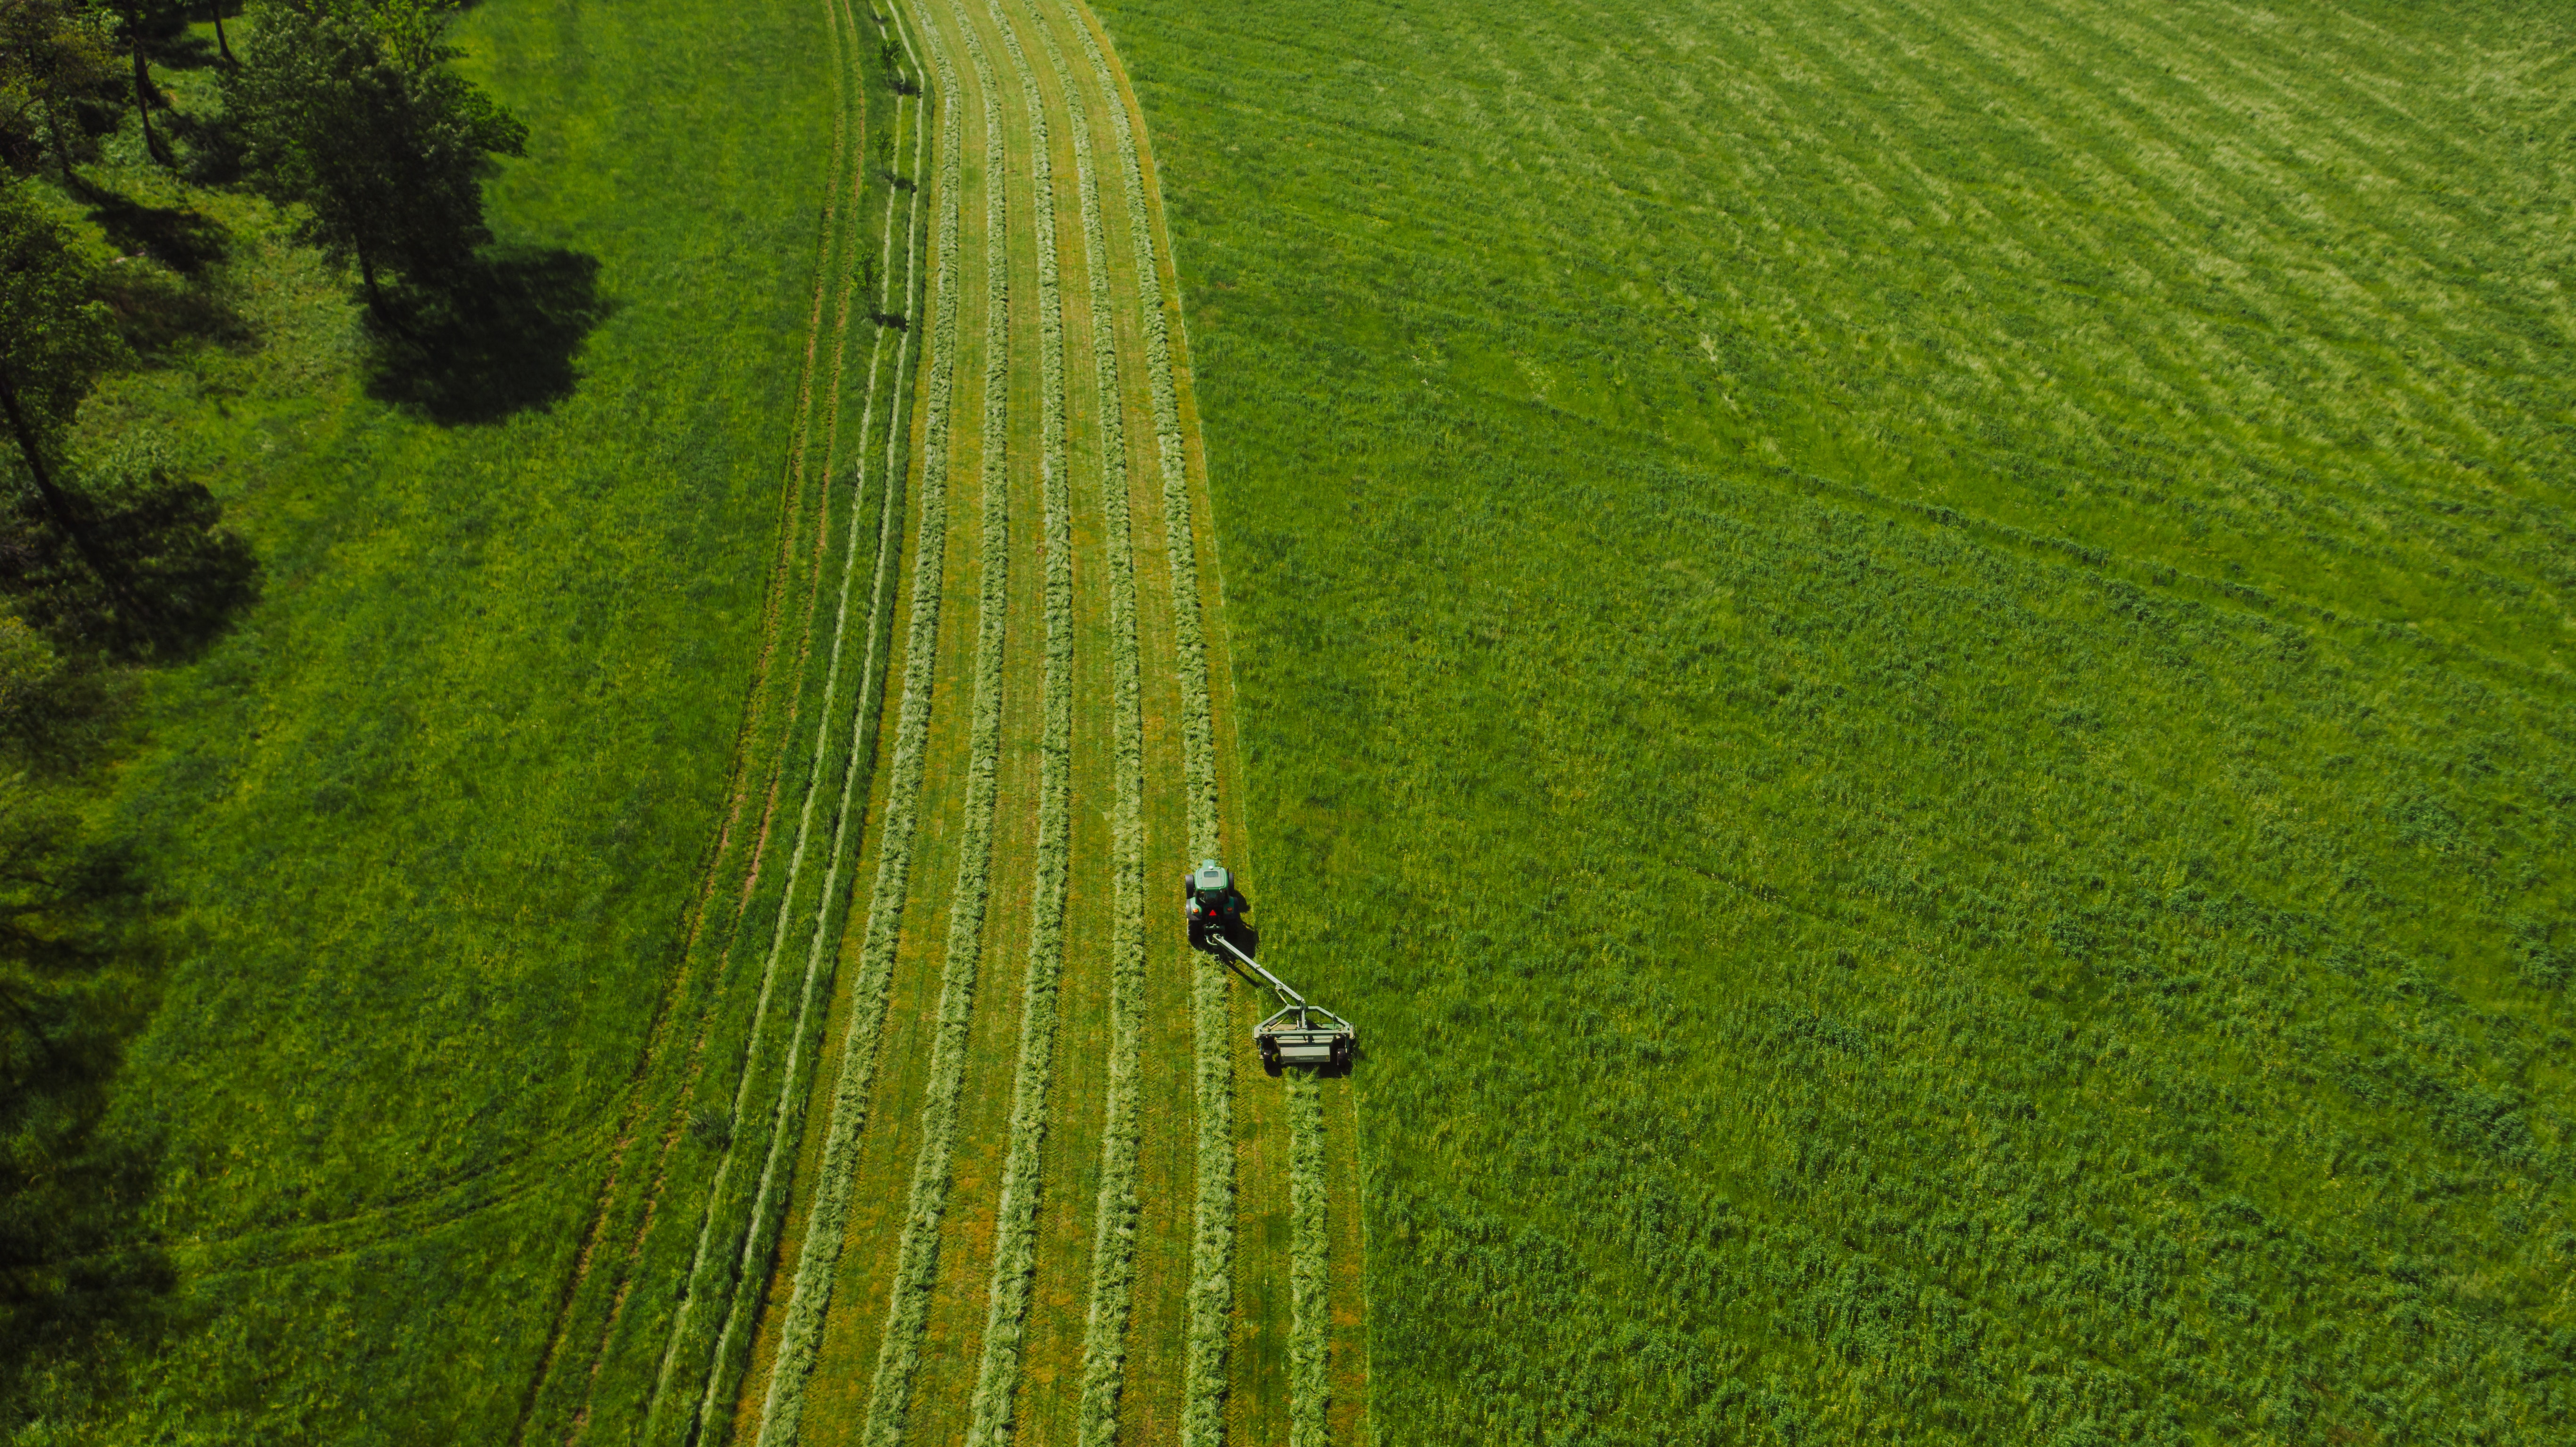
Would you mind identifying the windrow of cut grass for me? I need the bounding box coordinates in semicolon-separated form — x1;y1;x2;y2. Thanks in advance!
748;4;964;1442
958;0;1077;1439
1061;10;1238;1439
854;11;1015;1441
1024;3;1154;1440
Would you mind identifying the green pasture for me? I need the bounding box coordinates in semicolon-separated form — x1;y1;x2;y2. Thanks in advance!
1093;0;2575;1439
12;0;851;1438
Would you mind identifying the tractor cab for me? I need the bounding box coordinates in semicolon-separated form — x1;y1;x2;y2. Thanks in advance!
1185;860;1244;949
1190;861;1236;908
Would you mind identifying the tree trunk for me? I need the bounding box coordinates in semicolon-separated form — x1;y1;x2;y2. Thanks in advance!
44;104;74;186
358;247;388;319
212;5;234;65
0;369;152;624
131;45;171;167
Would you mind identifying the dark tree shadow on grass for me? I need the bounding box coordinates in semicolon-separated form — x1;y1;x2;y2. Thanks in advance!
0;473;261;666
74;185;229;277
0;829;174;1409
365;248;613;426
62;184;253;360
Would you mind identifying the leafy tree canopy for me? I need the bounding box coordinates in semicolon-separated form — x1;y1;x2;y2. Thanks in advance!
222;0;526;308
0;1;121;180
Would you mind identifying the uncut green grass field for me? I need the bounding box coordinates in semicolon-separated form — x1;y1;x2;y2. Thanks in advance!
1090;0;2576;1440
23;0;850;1438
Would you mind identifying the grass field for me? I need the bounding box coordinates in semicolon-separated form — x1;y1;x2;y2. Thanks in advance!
1084;0;2576;1439
10;0;874;1438
19;0;1364;1438
22;0;2568;1440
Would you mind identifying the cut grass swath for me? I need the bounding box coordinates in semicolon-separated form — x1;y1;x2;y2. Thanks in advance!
1286;1071;1328;1447
1060;7;1235;1439
750;1;957;1440
959;0;1075;1438
856;7;1014;1441
1027;4;1150;1440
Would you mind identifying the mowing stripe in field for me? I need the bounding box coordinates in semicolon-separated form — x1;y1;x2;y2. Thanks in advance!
958;0;1076;1436
854;7;1015;1439
1057;7;1235;1439
748;0;963;1438
720;0;1364;1437
1023;4;1151;1440
1285;1071;1327;1447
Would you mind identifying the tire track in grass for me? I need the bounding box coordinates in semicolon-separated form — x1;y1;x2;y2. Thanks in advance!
685;50;935;1446
542;1;883;1438
638;0;916;1430
1058;8;1232;1440
748;0;971;1438
169;0;871;1321
852;7;1014;1438
958;0;1074;1435
1023;3;1148;1439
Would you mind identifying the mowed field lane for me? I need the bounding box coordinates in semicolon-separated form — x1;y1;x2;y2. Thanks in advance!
731;1;1367;1445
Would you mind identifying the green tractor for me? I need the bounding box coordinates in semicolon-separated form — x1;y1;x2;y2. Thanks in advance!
1183;859;1355;1076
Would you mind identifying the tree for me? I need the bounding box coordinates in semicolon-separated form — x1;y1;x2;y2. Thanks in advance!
0;185;138;616
222;0;525;316
0;0;121;181
110;0;186;168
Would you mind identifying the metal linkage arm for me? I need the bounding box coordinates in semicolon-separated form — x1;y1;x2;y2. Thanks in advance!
1208;932;1305;1010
